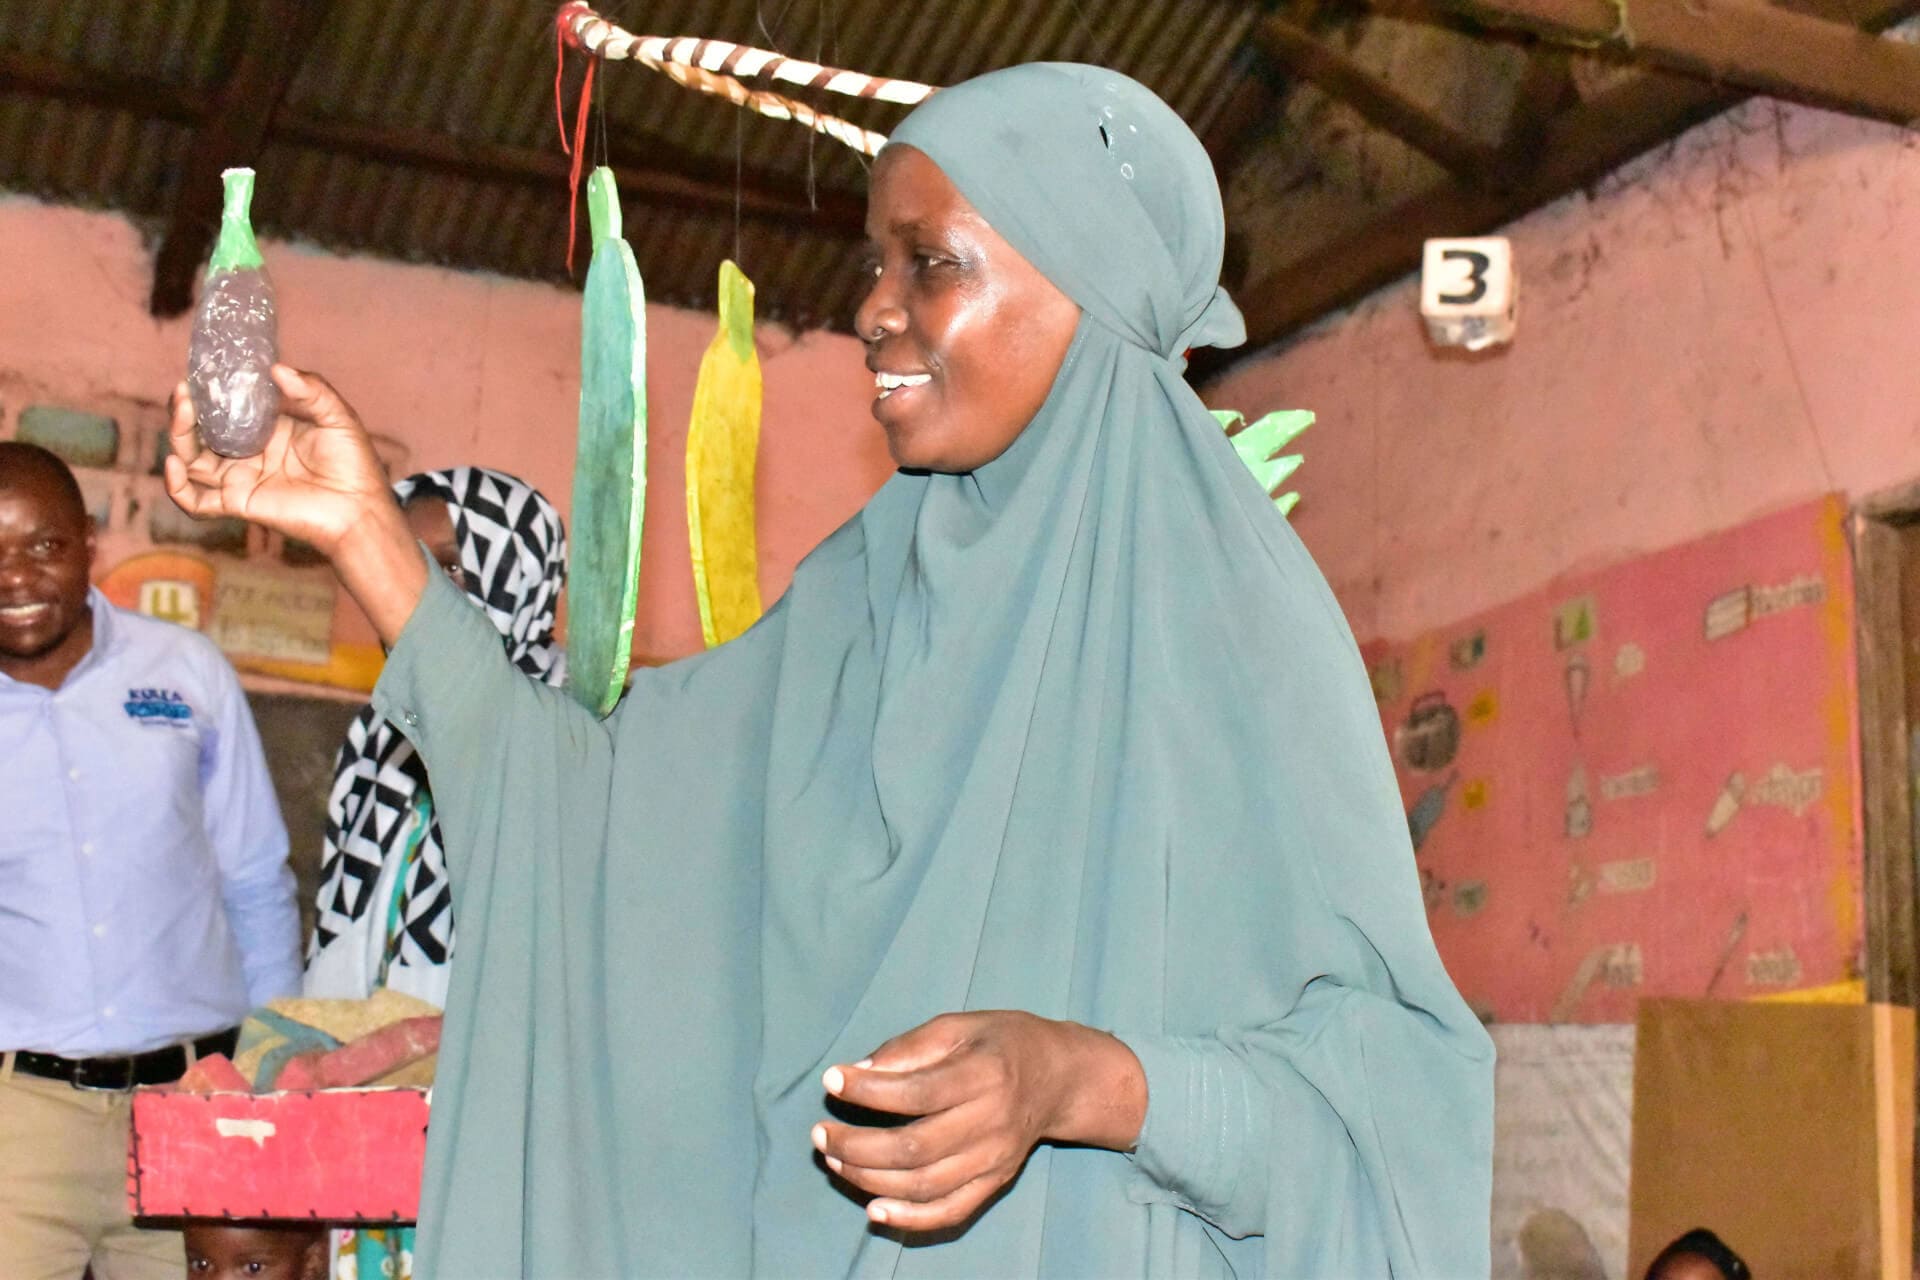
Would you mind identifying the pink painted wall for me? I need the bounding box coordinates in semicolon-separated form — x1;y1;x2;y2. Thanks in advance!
1208;101;1920;644
0;195;890;667
1364;497;1861;1022
9;97;1917;673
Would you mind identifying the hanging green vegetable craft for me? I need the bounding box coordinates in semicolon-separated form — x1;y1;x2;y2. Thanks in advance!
559;3;1313;514
552;5;1311;710
566;167;648;717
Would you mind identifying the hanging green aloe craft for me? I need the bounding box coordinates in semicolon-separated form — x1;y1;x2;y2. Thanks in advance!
566;167;648;716
1215;408;1312;516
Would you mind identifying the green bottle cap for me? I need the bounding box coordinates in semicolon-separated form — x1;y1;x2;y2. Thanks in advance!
207;167;264;274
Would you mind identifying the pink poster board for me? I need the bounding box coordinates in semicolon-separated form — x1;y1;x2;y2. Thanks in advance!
1361;496;1861;1023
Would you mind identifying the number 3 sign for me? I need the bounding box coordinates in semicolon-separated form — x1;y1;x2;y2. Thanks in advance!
1420;237;1517;351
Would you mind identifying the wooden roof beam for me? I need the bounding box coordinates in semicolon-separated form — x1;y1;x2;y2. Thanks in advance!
0;49;202;123
1494;43;1575;169
0;49;866;260
1250;16;1512;188
1206;0;1917;373
1429;0;1920;127
269;116;869;236
1218;67;1728;364
149;0;333;316
1199;46;1289;181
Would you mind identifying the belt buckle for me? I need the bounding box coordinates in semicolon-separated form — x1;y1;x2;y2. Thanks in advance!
71;1054;137;1092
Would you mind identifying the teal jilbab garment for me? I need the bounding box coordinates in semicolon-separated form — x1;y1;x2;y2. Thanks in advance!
373;63;1493;1278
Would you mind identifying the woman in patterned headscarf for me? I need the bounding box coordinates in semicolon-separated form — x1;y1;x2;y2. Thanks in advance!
305;466;567;1009
303;468;565;1280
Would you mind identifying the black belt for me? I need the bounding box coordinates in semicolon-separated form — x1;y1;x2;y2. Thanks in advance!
9;1028;239;1091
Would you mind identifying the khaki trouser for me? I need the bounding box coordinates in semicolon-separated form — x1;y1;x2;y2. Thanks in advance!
0;1055;183;1280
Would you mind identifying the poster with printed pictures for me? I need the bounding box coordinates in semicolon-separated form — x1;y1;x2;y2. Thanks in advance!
1361;496;1860;1023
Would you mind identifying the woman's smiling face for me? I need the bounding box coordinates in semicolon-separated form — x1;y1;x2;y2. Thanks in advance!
854;145;1081;473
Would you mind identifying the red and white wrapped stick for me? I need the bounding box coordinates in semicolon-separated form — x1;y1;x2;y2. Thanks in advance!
557;2;936;156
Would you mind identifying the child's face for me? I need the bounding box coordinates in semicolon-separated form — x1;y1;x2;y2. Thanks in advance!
1650;1256;1729;1280
182;1224;325;1280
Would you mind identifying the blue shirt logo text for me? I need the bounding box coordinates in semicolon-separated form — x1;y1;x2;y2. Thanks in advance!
124;688;192;724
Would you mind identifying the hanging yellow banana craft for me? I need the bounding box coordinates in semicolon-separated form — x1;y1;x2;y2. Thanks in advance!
685;260;765;647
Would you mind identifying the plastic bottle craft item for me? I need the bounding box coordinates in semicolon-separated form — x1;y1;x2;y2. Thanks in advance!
187;168;279;457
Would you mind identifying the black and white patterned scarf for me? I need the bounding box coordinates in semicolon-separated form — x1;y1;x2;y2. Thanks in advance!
309;468;568;983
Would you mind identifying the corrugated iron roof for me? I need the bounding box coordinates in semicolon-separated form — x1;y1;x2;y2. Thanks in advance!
5;0;1758;349
0;0;1263;329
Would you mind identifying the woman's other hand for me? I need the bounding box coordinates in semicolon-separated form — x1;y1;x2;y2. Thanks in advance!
812;1011;1146;1233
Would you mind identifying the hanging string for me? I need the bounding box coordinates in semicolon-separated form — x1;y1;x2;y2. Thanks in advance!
554;6;600;274
597;56;610;171
757;0;800;48
733;102;744;265
553;16;572;150
805;0;822;207
568;58;597;272
1063;0;1112;64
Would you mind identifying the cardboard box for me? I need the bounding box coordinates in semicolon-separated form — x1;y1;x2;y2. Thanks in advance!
1629;999;1914;1279
129;1087;428;1223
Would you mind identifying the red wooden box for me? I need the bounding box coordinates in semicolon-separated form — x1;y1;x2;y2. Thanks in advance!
129;1087;428;1223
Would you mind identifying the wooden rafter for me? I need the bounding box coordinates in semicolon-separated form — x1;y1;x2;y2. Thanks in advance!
269;117;868;233
0;48;867;285
0;49;201;123
1213;67;1727;365
1200;46;1289;180
149;0;334;316
1208;0;1917;372
1431;0;1920;126
1494;43;1575;168
1251;16;1509;187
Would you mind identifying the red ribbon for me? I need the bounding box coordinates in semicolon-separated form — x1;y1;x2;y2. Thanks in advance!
554;3;598;274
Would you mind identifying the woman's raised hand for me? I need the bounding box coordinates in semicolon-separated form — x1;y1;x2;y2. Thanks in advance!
165;364;397;556
165;364;428;645
811;1011;1147;1234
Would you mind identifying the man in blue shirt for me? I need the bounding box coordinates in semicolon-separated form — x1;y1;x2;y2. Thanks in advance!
0;442;301;1279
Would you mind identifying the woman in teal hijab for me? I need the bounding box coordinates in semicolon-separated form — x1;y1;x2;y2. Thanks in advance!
166;63;1492;1278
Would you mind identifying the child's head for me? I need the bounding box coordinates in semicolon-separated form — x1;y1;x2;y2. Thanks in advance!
182;1221;326;1280
1644;1228;1750;1280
